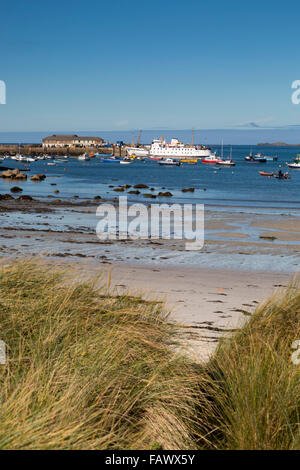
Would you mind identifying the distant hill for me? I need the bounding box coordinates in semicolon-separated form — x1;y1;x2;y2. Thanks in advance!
257;142;300;147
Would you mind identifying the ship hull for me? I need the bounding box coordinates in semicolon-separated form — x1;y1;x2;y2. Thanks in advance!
126;147;149;157
201;158;221;164
150;149;211;158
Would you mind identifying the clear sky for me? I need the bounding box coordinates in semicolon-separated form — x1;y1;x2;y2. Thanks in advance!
1;0;300;138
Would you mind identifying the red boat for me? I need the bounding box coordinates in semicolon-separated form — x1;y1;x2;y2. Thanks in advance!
201;153;221;164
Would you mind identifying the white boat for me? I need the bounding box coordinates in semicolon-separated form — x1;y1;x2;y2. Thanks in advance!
150;138;211;158
216;145;235;166
120;160;132;165
126;147;149;157
286;162;300;169
78;153;90;161
217;159;235;166
12;145;24;161
158;158;181;166
16;155;27;161
286;154;300;168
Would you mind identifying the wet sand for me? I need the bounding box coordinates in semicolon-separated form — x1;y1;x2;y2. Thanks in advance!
0;199;298;360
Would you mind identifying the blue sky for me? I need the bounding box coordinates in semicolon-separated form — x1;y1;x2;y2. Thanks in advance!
1;0;300;140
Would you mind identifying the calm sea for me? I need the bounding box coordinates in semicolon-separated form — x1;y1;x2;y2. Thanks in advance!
1;145;300;210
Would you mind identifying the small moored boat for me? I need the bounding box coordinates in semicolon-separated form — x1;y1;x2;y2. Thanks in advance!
100;157;121;163
286;162;300;169
182;159;198;164
259;171;274;176
274;170;290;179
201;153;221;164
286;155;300;169
217;147;235;166
158;158;181;166
78;153;90;161
255;153;278;161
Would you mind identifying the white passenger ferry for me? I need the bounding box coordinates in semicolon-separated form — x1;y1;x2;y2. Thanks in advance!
149;138;211;159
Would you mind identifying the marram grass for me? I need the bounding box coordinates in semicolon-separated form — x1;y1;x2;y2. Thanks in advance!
196;280;300;450
0;260;299;450
0;261;200;450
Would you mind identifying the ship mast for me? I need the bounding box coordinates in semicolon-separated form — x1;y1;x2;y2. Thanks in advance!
136;130;142;147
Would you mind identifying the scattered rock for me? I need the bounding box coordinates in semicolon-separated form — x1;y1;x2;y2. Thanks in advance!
123;184;131;189
128;190;140;195
14;172;27;180
144;193;156;198
134;184;148;189
94;195;102;200
0;194;14;200
182;187;195;192
10;186;23;193
31;174;46;182
158;191;173;197
113;187;125;192
17;195;33;201
1;170;14;178
259;236;277;241
54;190;59;194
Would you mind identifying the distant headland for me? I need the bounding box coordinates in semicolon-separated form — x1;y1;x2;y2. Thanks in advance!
257;142;300;147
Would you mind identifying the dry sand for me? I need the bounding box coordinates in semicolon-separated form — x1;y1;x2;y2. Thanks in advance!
69;259;292;361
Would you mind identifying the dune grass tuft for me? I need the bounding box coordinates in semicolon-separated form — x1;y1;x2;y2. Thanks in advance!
0;261;199;450
0;260;299;449
196;281;300;450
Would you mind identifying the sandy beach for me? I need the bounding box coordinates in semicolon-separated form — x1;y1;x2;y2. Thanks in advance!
0;198;298;359
57;259;289;360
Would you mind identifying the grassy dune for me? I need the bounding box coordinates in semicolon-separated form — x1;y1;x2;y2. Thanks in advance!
198;281;300;449
0;261;299;449
0;261;200;450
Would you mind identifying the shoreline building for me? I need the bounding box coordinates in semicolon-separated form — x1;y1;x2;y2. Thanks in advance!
42;134;104;148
